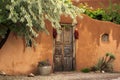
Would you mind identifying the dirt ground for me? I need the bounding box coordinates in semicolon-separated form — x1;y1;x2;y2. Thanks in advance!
0;72;120;80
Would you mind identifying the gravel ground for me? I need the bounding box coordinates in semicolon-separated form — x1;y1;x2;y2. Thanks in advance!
0;72;120;80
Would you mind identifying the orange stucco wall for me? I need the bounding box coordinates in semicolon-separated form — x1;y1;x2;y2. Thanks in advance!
0;15;120;75
72;0;120;9
76;15;120;72
0;20;53;75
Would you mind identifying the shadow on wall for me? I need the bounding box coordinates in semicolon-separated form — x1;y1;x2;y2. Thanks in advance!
0;30;10;49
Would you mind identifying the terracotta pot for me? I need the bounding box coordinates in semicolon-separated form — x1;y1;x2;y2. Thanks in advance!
38;66;52;75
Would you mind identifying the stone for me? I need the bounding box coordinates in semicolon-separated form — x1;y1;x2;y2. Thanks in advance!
102;70;105;73
0;71;6;76
27;73;35;77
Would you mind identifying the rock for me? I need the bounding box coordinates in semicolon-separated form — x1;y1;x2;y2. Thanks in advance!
27;73;35;77
0;71;6;76
102;70;105;73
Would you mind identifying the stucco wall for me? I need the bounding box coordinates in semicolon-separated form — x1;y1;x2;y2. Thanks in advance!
72;0;120;9
76;15;120;72
0;20;53;75
0;15;120;75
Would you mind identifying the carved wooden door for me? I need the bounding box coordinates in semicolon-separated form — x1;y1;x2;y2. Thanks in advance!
54;24;73;71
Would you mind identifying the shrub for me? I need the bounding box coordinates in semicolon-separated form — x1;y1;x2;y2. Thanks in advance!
79;3;120;24
91;53;115;72
81;68;90;73
91;66;99;72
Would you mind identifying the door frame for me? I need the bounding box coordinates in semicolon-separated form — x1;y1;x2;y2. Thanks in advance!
53;23;76;72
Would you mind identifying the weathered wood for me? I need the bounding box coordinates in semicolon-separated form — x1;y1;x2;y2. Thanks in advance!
54;55;63;71
63;57;73;71
54;25;74;71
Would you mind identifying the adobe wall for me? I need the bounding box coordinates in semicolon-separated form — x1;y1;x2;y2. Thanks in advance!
0;20;53;75
76;15;120;72
0;14;120;75
72;0;120;9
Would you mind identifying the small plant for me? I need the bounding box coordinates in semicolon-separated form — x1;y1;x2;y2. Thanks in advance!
81;68;90;73
91;53;115;72
91;66;99;72
38;60;50;67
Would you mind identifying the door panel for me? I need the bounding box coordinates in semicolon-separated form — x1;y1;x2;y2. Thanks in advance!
56;28;63;44
54;55;63;71
54;46;63;71
54;24;73;71
64;27;72;44
63;28;71;43
63;57;73;71
64;45;72;56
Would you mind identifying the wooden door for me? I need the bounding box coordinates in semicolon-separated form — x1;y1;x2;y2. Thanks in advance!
54;24;74;71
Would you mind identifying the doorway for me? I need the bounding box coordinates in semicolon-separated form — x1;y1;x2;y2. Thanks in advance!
54;24;75;71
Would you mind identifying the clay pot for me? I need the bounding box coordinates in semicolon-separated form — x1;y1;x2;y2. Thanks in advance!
38;66;52;75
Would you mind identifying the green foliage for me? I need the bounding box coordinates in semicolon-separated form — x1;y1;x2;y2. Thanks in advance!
81;68;90;73
91;53;115;72
85;8;106;20
104;3;120;24
0;0;83;46
0;0;10;38
79;3;106;20
38;60;50;67
79;3;120;24
0;25;8;38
